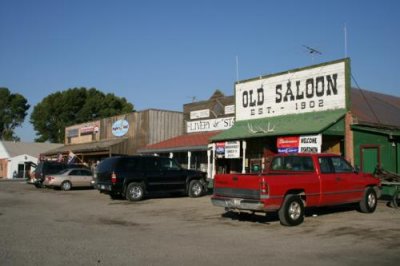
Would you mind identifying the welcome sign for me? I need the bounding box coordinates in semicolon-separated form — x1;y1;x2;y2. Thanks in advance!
277;135;322;153
235;59;349;121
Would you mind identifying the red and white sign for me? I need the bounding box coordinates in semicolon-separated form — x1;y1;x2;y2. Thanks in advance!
215;142;225;158
80;123;100;135
277;136;300;153
277;135;322;153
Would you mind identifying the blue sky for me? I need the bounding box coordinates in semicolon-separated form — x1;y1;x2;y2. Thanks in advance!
1;0;399;142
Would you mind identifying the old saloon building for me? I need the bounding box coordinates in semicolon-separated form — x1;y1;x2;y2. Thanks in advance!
211;58;400;175
44;58;400;178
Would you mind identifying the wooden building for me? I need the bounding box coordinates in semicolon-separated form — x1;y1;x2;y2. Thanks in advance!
211;58;400;175
43;109;183;166
139;90;235;177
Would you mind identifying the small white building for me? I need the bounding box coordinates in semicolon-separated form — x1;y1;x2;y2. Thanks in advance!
0;141;63;179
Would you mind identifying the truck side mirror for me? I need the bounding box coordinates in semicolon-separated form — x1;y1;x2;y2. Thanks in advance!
354;165;360;173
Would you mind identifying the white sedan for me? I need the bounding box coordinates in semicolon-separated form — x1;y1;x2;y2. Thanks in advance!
43;168;93;191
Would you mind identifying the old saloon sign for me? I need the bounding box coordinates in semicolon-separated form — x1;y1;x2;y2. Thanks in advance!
235;59;349;121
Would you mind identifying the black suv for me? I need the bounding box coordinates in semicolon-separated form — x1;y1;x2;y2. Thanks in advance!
34;161;88;188
95;155;208;201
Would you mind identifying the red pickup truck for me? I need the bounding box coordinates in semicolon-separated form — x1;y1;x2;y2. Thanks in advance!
211;153;381;226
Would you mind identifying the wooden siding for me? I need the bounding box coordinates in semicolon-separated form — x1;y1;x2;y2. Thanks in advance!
62;110;183;156
99;112;137;155
183;93;234;123
65;120;101;144
148;109;184;145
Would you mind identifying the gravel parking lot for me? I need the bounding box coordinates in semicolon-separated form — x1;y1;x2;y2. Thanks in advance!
0;180;399;266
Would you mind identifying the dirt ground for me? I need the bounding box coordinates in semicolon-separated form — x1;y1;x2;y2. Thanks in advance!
1;180;399;266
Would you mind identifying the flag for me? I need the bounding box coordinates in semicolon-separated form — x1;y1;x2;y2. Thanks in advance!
67;151;76;164
57;153;63;163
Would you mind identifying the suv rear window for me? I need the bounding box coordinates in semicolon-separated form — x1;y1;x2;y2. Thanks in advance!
97;157;120;173
116;157;142;172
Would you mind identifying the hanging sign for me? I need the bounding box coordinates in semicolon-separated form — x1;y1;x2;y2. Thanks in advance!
112;119;129;137
299;135;322;153
66;128;79;138
215;142;225;158
224;141;240;158
80;124;99;135
277;134;322;153
224;105;235;115
277;136;300;153
190;109;210;120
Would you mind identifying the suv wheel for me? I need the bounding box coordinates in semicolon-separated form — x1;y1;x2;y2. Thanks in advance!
126;183;144;201
188;180;204;198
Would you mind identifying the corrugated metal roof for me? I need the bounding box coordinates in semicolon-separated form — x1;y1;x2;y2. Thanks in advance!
43;138;128;155
0;141;63;158
139;131;221;153
351;88;400;128
351;125;400;136
211;109;347;141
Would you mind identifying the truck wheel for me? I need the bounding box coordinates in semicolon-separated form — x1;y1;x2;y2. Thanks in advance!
60;181;72;191
278;195;304;226
126;183;144;201
359;187;378;213
188;180;204;198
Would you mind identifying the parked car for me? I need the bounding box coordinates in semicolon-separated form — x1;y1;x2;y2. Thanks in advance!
95;155;208;201
33;161;88;188
43;168;94;191
211;153;381;226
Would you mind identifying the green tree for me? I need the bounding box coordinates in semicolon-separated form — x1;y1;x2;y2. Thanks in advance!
30;87;134;142
0;88;30;141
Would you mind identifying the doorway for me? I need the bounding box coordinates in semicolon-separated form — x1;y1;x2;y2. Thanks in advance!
360;145;380;173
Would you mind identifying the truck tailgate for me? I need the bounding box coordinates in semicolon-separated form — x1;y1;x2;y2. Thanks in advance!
213;173;262;200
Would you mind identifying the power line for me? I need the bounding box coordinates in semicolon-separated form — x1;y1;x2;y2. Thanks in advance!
351;73;380;124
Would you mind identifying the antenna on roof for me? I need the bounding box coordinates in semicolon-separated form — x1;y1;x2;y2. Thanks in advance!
344;23;348;58
236;55;239;82
187;96;197;102
303;45;322;63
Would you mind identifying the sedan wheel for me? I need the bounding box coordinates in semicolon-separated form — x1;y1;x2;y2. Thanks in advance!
61;181;72;191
